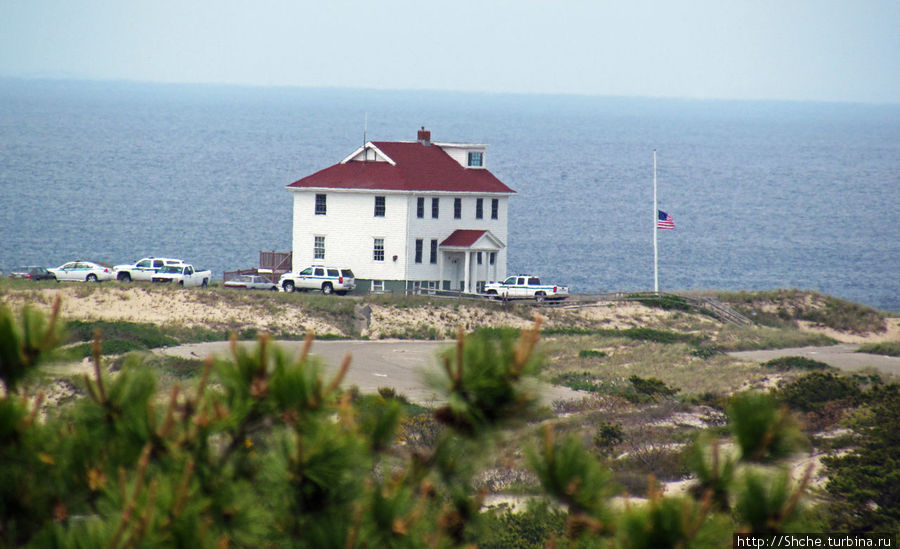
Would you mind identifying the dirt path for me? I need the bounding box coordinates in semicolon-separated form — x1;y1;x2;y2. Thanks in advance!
157;339;583;406
730;344;900;377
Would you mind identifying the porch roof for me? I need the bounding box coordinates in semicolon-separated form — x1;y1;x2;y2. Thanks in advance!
439;229;505;250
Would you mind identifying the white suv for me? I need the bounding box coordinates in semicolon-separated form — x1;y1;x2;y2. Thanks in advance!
280;266;356;295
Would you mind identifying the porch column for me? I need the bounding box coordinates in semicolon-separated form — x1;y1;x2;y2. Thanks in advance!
464;252;471;294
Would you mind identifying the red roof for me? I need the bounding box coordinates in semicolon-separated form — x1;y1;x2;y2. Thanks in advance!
287;141;515;194
440;229;488;247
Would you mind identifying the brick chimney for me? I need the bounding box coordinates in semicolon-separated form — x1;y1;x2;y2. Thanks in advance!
417;127;431;145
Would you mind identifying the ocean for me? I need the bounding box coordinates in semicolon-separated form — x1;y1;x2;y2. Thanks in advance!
1;79;898;311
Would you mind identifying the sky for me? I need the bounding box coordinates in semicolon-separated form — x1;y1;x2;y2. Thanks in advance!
1;0;897;104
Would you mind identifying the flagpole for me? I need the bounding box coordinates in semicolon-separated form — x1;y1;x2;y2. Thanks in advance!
653;150;659;294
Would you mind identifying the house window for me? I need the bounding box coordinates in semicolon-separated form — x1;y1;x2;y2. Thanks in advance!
374;196;385;217
373;238;384;261
489;252;496;265
313;236;325;260
491;198;499;220
467;152;483;167
431;197;439;219
454;198;461;219
430;239;437;264
315;194;327;215
476;198;483;219
477;252;483;265
415;239;423;264
371;280;385;293
417;197;424;218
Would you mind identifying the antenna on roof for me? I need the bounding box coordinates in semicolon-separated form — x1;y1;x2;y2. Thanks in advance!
363;112;368;162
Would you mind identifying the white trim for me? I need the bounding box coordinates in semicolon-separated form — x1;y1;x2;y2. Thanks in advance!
339;142;397;166
433;142;488;149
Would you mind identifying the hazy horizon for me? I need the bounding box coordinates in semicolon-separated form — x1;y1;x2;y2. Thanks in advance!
5;76;900;109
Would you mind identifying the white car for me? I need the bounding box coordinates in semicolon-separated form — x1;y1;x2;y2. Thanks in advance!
224;274;278;291
49;261;116;282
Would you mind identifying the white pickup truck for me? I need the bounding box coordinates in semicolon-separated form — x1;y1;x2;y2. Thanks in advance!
483;275;569;302
151;264;212;287
114;257;184;282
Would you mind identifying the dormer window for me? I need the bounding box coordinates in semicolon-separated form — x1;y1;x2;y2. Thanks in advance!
467;152;483;167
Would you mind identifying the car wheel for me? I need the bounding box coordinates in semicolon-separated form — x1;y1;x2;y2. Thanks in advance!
118;272;131;282
178;280;184;287
283;281;295;292
269;286;278;291
535;292;546;303
201;279;208;288
321;282;333;295
86;273;98;282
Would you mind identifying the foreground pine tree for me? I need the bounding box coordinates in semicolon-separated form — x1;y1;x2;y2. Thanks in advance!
0;300;822;547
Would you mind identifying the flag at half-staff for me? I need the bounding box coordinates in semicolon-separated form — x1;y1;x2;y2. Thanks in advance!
657;210;675;230
652;151;676;294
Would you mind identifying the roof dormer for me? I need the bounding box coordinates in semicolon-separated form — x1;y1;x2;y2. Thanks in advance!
433;142;487;169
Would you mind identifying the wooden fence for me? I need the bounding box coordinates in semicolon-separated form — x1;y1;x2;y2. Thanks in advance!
223;251;292;283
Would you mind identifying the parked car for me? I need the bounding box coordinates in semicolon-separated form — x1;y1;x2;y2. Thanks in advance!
279;266;355;295
224;274;278;291
114;257;185;282
150;264;212;287
8;266;56;281
48;261;115;282
483;275;569;302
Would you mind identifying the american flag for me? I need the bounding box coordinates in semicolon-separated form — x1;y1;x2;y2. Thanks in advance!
657;210;675;230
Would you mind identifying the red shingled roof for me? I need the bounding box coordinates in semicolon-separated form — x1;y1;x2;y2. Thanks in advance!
440;230;488;247
287;141;515;194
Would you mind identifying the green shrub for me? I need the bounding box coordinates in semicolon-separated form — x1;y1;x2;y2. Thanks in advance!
593;422;624;454
857;340;900;357
578;349;606;358
776;372;862;413
65;319;179;349
628;375;680;401
630;294;693;312
763;356;832;372
551;371;620;394
477;502;567;549
690;344;722;359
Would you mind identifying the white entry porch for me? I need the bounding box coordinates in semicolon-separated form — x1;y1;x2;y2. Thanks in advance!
437;229;505;294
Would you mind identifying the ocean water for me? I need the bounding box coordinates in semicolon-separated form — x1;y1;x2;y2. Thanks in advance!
1;79;898;311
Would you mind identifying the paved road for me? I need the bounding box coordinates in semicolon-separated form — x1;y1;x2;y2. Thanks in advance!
730;344;900;377
158;339;582;405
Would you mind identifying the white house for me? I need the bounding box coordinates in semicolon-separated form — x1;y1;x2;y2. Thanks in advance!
286;128;516;294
